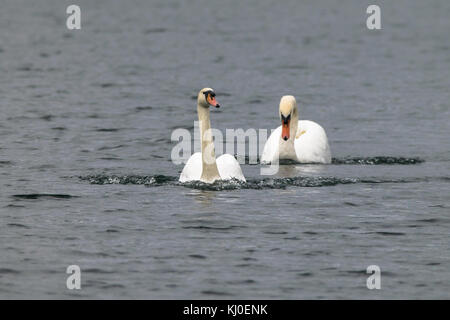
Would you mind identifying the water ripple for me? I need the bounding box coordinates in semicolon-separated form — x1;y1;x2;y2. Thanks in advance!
12;194;77;200
239;156;424;165
331;156;424;165
79;174;448;190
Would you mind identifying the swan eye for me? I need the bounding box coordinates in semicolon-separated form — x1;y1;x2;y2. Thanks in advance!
281;113;291;124
203;90;214;99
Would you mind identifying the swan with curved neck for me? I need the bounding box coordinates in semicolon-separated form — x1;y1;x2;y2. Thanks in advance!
261;95;331;164
179;88;246;183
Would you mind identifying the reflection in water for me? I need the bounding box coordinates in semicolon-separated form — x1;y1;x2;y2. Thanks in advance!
189;189;216;207
275;164;326;177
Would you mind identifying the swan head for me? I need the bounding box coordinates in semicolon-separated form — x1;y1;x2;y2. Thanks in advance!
198;88;220;108
279;95;297;141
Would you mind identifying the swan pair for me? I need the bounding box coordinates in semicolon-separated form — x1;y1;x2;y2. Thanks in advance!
179;88;331;183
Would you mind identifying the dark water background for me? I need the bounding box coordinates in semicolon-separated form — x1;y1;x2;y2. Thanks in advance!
1;0;449;299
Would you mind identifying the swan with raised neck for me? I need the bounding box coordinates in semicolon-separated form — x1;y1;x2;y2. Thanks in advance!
179;88;246;183
197;88;221;183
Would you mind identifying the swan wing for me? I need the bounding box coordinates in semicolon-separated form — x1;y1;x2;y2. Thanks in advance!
179;152;202;182
294;120;331;163
260;126;281;164
216;154;246;182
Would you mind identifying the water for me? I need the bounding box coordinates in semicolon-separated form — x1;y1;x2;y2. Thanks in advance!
1;0;449;299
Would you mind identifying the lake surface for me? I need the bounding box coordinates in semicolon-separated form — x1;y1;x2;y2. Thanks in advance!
0;0;449;299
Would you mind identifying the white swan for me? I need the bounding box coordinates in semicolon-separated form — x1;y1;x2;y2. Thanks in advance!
179;88;246;183
261;95;331;164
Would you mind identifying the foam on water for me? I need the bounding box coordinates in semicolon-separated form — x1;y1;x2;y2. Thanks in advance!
82;176;444;189
239;156;424;165
79;156;427;190
331;157;425;165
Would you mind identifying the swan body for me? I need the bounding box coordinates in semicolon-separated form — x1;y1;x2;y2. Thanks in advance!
179;152;245;182
179;88;246;183
261;96;331;164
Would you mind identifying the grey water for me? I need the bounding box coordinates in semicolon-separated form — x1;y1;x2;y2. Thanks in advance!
0;0;449;299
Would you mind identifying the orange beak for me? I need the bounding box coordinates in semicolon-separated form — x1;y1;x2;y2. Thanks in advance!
207;95;220;108
282;119;290;141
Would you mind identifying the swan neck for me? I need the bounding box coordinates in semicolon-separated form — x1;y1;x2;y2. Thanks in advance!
291;112;299;135
197;103;220;182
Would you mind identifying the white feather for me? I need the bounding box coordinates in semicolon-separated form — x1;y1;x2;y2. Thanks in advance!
179;153;246;182
216;154;246;182
179;152;202;182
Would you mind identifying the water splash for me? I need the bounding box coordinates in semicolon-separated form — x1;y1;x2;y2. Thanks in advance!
236;156;424;165
79;174;176;185
331;157;424;165
78;155;429;190
177;176;438;190
78;174;445;191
